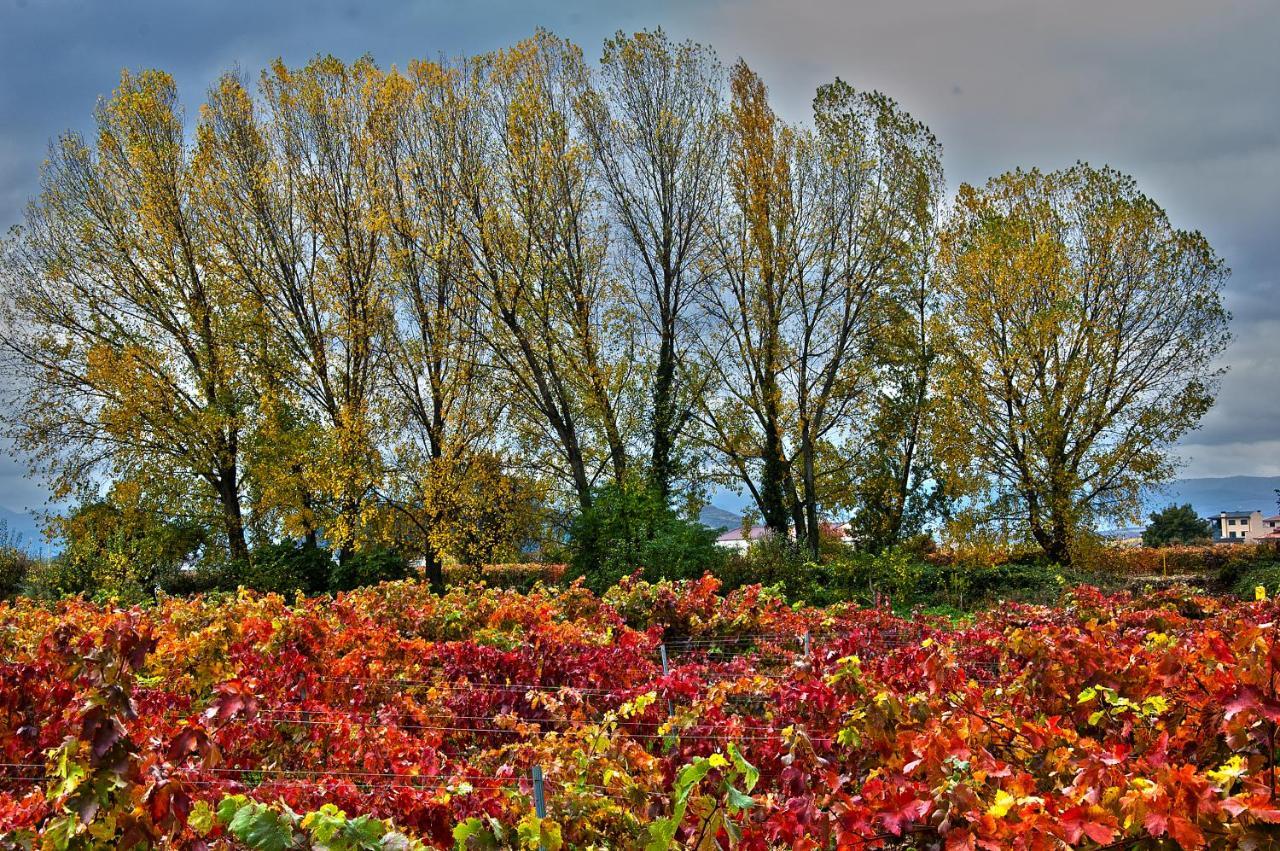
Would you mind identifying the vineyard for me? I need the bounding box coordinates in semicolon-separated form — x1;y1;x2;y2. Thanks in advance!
2;576;1280;849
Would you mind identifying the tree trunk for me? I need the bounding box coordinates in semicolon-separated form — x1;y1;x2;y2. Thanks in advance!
1047;511;1072;566
1025;491;1072;566
759;426;791;539
650;330;678;501
787;470;807;554
565;434;593;510
215;467;250;564
802;441;820;560
422;540;445;595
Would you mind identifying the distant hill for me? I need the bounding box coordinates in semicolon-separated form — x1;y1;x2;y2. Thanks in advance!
1146;476;1280;520
697;504;742;532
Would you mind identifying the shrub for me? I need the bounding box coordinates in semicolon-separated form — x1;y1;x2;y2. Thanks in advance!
0;527;36;600
328;546;411;592
1228;561;1280;600
239;541;331;595
0;553;28;600
567;481;725;592
21;553;100;601
156;559;239;596
713;533;863;606
49;500;206;598
820;546;1104;610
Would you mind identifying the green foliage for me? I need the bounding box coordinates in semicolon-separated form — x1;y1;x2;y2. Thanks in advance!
716;534;833;604
19;556;98;602
453;816;506;849
217;797;424;851
1143;503;1214;547
815;546;1096;610
567;481;725;592
646;744;759;850
217;797;297;851
239;541;332;595
328;546;411;592
155;559;239;597
39;500;206;601
0;519;36;600
1222;558;1280;600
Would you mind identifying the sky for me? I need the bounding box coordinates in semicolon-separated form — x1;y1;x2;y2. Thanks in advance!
1;0;1277;518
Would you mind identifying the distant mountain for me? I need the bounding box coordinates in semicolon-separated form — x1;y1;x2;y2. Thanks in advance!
1145;476;1280;520
697;504;742;532
0;506;47;554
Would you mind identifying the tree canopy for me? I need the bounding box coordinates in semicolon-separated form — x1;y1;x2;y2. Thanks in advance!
0;34;1231;576
935;165;1230;563
1143;504;1214;547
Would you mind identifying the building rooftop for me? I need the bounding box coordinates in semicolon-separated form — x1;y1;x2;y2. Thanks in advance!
716;525;773;543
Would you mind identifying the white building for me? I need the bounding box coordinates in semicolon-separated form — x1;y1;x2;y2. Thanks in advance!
1212;510;1269;542
714;525;775;551
714;522;854;551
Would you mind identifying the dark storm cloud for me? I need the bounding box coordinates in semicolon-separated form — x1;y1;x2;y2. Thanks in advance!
1;0;1275;511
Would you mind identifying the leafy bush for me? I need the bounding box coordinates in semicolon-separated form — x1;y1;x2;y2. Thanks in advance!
239;541;331;594
155;559;241;596
1222;558;1280;600
0;524;35;600
34;501;206;601
1142;503;1213;547
328;546;411;592
20;553;102;601
566;481;725;592
817;546;1104;610
715;534;849;605
0;553;28;600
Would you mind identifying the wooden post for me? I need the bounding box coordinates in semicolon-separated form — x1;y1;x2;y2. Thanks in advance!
659;643;674;717
531;765;547;850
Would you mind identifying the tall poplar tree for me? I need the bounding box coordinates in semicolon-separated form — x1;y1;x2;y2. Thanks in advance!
0;70;256;563
200;58;392;561
936;164;1231;563
580;29;725;500
456;32;638;508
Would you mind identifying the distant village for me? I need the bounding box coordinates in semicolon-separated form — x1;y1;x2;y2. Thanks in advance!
708;510;1280;550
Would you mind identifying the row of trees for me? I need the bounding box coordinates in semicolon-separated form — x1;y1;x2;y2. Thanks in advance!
0;30;1230;582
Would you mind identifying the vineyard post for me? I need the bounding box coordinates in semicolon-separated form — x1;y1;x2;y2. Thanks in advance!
802;631;811;661
532;764;547;850
1271;626;1278;799
659;643;674;717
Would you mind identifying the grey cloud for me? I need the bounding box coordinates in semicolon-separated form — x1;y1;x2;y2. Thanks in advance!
674;0;1279;472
